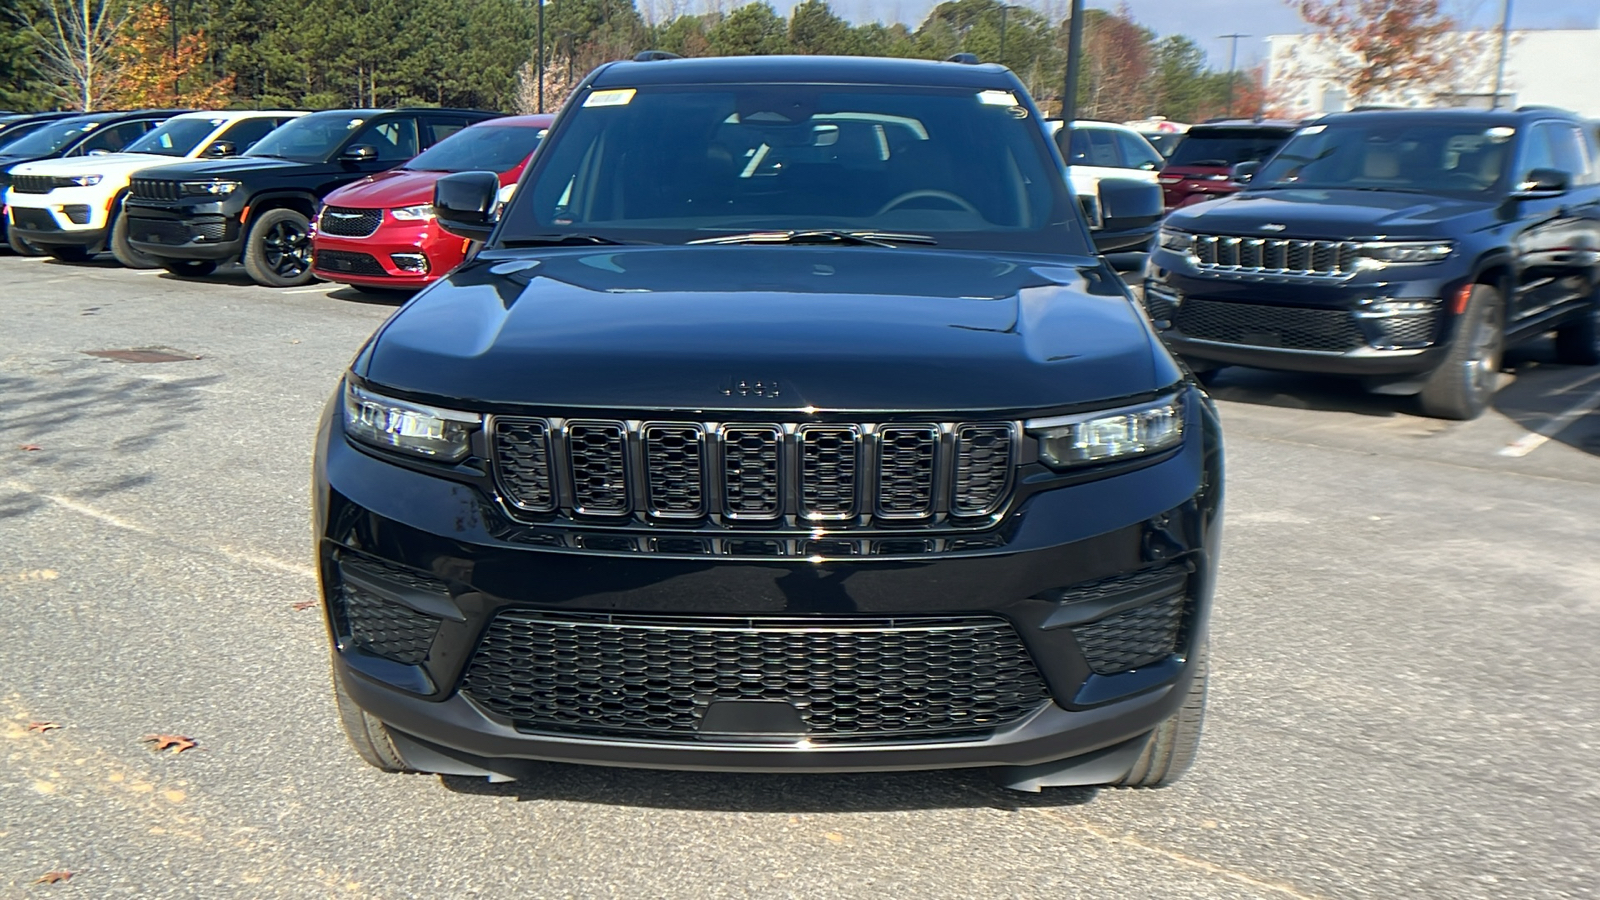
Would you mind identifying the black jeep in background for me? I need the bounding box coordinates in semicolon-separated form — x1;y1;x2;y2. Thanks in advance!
122;107;501;286
1147;107;1600;419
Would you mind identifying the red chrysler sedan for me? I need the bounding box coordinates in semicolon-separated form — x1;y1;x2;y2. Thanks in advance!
311;114;553;291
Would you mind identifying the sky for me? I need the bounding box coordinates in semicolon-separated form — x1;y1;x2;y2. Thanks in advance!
779;0;1600;72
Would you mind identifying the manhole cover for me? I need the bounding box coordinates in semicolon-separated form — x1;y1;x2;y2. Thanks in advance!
83;348;200;364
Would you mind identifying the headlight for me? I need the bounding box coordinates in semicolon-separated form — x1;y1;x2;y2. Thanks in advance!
69;174;102;187
342;381;479;462
389;204;435;221
1027;393;1184;469
1157;227;1194;254
1356;240;1453;268
181;179;240;197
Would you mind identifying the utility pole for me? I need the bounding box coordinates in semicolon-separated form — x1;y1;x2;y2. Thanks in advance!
999;5;1008;62
1061;0;1084;136
1490;0;1513;109
537;0;545;114
1219;32;1249;118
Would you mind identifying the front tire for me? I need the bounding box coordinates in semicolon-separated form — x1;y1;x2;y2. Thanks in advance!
331;664;413;773
1553;293;1600;366
159;258;218;278
242;208;315;287
110;199;161;269
1419;284;1504;420
1109;643;1207;788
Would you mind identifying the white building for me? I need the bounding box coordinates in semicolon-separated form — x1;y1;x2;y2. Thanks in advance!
1266;29;1600;119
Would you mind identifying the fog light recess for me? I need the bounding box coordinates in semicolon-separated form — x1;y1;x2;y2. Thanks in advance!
390;253;429;274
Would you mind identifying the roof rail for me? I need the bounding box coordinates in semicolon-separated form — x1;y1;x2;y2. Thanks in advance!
633;50;682;62
945;52;980;64
1515;104;1567;113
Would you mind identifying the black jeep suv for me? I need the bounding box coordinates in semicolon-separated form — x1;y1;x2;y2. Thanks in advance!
1147;107;1600;419
122;107;500;286
314;55;1223;792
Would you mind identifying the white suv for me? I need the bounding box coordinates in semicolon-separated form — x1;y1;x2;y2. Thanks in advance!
1047;119;1164;253
5;110;303;266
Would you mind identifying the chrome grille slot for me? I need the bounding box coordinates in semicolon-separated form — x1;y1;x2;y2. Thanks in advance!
798;425;860;520
876;426;938;518
722;425;782;519
643;423;705;517
493;417;556;512
1188;234;1360;278
952;424;1014;516
566;420;629;515
130;178;182;202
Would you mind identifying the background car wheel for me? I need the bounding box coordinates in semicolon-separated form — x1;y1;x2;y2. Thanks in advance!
243;208;315;287
1552;294;1600;366
7;229;45;256
158;258;218;277
45;245;95;263
331;663;413;772
110;199;161;269
1108;642;1207;788
1419;284;1504;420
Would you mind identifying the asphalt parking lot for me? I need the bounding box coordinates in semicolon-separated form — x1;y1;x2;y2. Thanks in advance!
2;253;1597;899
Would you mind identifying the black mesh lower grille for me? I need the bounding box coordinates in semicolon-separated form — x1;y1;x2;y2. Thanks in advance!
10;207;58;231
1072;592;1185;675
1175;298;1365;352
128;216;225;246
338;583;440;665
1371;312;1438;347
314;248;387;276
461;613;1052;743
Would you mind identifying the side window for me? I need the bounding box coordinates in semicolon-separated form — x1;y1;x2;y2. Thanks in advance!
216;118;281;153
1067;128;1120;168
351;117;419;161
1549;124;1591;184
78;120;154;155
1114;131;1162;170
424;118;468;147
1520;125;1558;179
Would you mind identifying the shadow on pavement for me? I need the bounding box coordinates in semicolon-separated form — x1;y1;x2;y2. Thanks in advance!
1493;343;1600;458
437;765;1100;813
1196;366;1406;418
327;285;414;306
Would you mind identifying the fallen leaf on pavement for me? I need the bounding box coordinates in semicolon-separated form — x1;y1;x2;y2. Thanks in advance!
33;871;72;884
290;600;317;611
824;832;844;842
19;444;42;451
142;734;198;754
26;721;60;733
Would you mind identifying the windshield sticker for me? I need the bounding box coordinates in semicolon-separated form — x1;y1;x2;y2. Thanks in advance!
977;90;1019;107
347;119;365;128
1301;124;1327;135
1486;126;1515;143
585;89;637;108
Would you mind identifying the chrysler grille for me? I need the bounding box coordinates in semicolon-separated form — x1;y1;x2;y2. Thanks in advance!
318;206;382;238
491;417;1016;528
1190;234;1359;278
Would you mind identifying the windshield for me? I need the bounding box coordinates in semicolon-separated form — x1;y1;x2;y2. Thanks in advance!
245;112;367;162
406;124;544;173
1252;121;1512;195
1;118;102;156
504;84;1087;255
125;117;222;157
1145;132;1183;158
1167;128;1293;168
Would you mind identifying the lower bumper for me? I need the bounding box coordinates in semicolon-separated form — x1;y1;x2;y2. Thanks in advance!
12;224;106;248
1165;333;1448;375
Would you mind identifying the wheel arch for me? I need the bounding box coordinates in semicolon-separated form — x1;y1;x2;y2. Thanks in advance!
245;191;319;225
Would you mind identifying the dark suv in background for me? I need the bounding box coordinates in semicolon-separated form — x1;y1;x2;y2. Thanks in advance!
1157;119;1299;210
122;107;501;285
315;54;1222;793
1146;107;1600;419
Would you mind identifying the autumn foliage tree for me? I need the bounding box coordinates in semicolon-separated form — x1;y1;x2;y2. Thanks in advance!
1290;0;1459;103
102;3;234;109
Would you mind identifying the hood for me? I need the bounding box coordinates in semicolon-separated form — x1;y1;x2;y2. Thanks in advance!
360;246;1168;413
1166;188;1493;241
323;168;465;209
135;156;311;179
10;152;183;178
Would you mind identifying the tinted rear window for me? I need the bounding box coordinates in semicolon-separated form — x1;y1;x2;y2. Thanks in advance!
1167;128;1295;167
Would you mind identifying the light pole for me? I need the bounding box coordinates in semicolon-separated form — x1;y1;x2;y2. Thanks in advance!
1490;0;1513;109
537;0;546;114
1218;32;1249;118
1060;0;1084;148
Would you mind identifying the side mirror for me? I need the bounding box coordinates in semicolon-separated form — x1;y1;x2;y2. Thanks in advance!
1511;167;1570;199
1091;177;1165;254
340;144;379;163
1229;160;1260;184
203;140;236;158
434;171;501;242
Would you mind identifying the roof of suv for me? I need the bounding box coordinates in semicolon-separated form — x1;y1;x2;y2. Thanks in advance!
590;55;1019;90
1312;107;1575;127
1190;119;1301;131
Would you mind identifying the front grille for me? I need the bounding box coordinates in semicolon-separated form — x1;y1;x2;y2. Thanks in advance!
127;216;225;246
10;174;63;194
461;612;1052;743
314;248;388;276
1190;235;1359;278
1174;298;1365;352
490;418;1018;530
9;207;58;232
333;553;448;665
130;178;182;202
318;206;383;238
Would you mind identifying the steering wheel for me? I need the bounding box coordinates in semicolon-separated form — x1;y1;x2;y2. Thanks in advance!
876;190;981;216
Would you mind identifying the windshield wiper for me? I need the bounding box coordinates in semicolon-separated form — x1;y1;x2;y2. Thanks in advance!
689;229;937;248
500;234;633;247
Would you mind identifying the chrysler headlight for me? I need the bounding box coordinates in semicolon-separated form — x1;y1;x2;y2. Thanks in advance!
1157;227;1194;254
1356;240;1453;268
390;204;435;221
69;174;103;187
342;381;479;461
181;179;239;197
1027;394;1184;469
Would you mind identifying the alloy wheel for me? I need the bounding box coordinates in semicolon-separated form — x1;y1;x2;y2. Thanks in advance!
262;220;310;278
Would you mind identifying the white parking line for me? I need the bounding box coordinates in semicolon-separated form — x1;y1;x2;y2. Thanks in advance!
1500;384;1600;457
282;286;330;294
